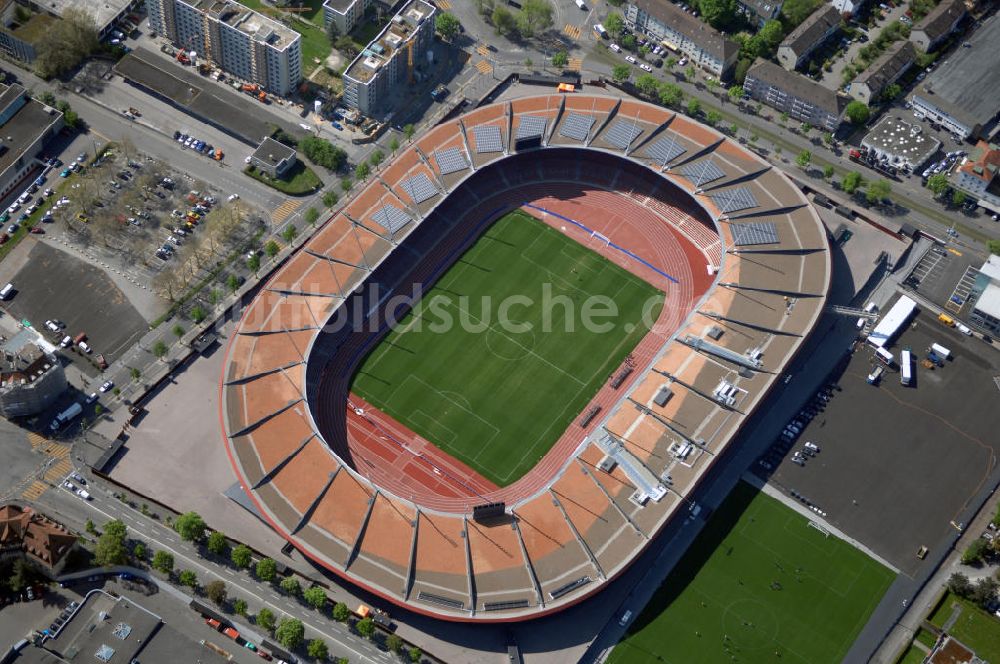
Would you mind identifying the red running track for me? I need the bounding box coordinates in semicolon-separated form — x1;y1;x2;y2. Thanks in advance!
340;183;714;512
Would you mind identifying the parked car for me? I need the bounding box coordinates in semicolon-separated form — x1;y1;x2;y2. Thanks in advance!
99;380;114;393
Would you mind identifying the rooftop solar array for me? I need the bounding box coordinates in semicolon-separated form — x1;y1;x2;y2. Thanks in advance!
473;125;503;153
372;205;411;234
516;115;547;140
400;172;438;204
679;159;725;187
645;135;686;165
731;221;779;246
709;187;759;213
604;121;644;149
434;147;468;175
559;113;594;142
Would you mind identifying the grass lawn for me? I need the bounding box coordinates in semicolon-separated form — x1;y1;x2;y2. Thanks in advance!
352;210;662;486
896;645;926;664
610;482;895;664
244;162;321;195
928;592;1000;662
914;628;937;649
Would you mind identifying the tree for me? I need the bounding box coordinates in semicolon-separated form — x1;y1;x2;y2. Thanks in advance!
926;173;950;197
304;586;328;610
230;545;252;570
95;519;128;566
256;557;277;582
355;161;371;181
34;7;99;78
276;618;305;649
257;608;276;632
387;634;404;654
779;111;790;125
233;598;248;616
133;542;146;561
728;85;744;104
823;132;834;146
205;580;227;605
758;19;784;53
686;98;701;116
551;51;568;68
605;12;625;39
305;207;320;228
152;550;174;574
356;617;376;639
190;306;206;324
883;83;902;101
340;178;353;192
698;0;737;29
389;137;400;154
323;190;339;208
174;512;207;542
408;647;423;663
129;367;141;383
227;273;241;294
280;576;301;596
658;83;683;108
845;101;871;125
622;34;637;51
685;65;696;80
299;137;348;171
952;190;967;206
404;124;415;142
86;519;96;534
8;559;31;592
795;150;812;169
842;171;863;194
206;531;228;556
172;324;185;339
492;6;516;36
326;14;340;42
706;110;722;126
282;224;298;243
435;12;461;40
332;601;351;622
612;64;631;83
247;254;261;275
866;179;891;204
782;0;821;27
973;577;999;609
948;572;974;599
151;340;168;360
178;569;198;589
307;639;329;661
635;74;659;98
823;164;834;179
272;129;298;148
962;538;988;565
265;240;280;260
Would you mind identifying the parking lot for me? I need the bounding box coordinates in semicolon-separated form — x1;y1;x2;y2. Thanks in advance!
905;245;984;321
756;307;1000;577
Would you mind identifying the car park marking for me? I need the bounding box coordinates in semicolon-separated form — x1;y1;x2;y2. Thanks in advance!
474;60;494;75
21;480;48;501
270;199;302;224
945;265;978;313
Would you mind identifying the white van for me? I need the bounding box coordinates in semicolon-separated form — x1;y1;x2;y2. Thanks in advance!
957;323;972;336
575;0;587;8
0;283;13;300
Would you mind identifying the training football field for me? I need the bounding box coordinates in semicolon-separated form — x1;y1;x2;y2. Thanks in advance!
609;482;895;664
352;210;663;486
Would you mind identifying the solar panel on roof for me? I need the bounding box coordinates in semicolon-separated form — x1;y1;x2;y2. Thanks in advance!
604;121;643;149
473;125;503;153
645;135;686;165
679;159;725;186
709;187;758;213
371;205;411;233
731;221;779;246
434;147;468;175
559;113;594;142
516;115;547;139
400;172;437;204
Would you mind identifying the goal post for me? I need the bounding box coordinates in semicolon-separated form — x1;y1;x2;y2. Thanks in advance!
591;230;611;246
808;520;830;538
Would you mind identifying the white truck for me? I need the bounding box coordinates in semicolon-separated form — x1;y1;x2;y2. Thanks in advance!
575;0;587;8
593;23;608;38
930;342;951;360
50;402;83;432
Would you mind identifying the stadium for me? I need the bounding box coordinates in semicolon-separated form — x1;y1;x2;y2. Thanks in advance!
219;94;831;621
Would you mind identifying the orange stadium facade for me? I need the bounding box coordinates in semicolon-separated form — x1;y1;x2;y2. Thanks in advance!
219;94;831;621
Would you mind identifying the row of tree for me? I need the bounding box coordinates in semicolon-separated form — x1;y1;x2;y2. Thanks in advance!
473;0;554;40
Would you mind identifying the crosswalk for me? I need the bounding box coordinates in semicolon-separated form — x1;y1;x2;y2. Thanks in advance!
475;60;494;75
436;0;451;7
562;24;582;40
567;57;584;71
44;458;72;484
21;481;47;501
476;44;491;57
17;433;72;501
28;432;48;450
271;199;302;225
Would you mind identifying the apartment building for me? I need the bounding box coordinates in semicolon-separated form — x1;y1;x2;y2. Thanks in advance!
323;0;371;35
342;0;435;117
952;141;1000;215
146;0;302;95
736;0;782;28
776;5;841;71
744;58;848;131
850;40;916;106
910;0;966;52
0;329;67;418
624;0;738;78
0;83;63;201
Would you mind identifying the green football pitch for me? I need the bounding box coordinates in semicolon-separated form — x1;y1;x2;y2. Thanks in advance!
351;210;663;486
610;482;895;664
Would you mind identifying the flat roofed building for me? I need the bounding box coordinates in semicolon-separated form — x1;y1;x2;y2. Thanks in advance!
147;0;302;95
342;0;435;117
971;255;1000;335
323;0;371;35
624;0;739;79
0;83;64;201
861;115;940;172
19;0;142;38
832;0;870;17
851;41;916;106
911;13;1000;141
776;5;841;71
744;58;848;131
953;141;1000;214
911;0;966;52
250;136;297;177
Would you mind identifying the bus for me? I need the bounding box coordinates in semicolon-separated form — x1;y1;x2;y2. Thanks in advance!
900;349;912;386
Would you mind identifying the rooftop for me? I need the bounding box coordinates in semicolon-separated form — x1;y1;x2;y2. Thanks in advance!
855;40;916;92
861;115;940;166
8;12;58;45
252;136;297;167
981;254;1000;284
323;0;358;14
780;5;841;55
630;0;739;63
0;84;62;180
0;504;76;568
912;0;966;40
192;0;299;50
913;13;1000;130
35;0;134;31
344;0;435;84
747;58;849;117
956;140;1000;185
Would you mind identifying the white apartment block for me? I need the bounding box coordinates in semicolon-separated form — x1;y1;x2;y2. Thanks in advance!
146;0;302;95
323;0;371;36
624;0;738;79
342;0;435;117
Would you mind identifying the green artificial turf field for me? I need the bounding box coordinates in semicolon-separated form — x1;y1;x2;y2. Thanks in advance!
610;482;895;664
351;210;663;486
